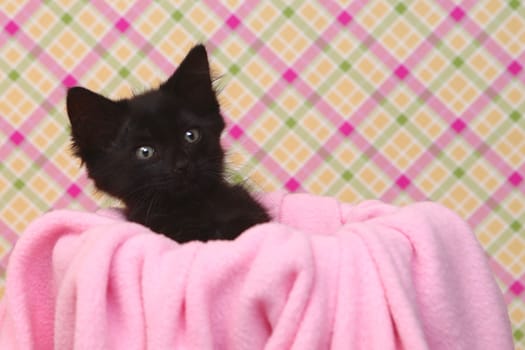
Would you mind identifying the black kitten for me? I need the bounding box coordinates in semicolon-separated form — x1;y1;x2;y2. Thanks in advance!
66;45;270;243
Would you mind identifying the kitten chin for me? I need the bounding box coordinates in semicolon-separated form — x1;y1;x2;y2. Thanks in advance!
67;44;271;242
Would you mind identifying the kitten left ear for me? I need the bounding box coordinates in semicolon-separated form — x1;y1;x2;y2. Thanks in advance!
66;86;127;158
161;44;219;112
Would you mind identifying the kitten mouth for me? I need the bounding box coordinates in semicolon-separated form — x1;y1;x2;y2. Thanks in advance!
173;169;187;177
169;176;194;192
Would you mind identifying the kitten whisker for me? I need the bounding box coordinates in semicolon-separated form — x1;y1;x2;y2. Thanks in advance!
144;194;158;226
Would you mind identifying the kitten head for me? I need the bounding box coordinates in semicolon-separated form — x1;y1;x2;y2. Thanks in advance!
67;44;226;202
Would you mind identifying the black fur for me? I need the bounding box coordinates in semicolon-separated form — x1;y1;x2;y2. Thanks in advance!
66;45;270;243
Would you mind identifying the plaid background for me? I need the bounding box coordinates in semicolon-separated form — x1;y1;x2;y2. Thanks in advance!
0;1;524;347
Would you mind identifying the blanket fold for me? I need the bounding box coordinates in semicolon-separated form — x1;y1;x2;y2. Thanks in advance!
0;193;513;349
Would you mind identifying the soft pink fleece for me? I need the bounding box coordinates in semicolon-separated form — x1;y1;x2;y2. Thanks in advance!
0;193;513;349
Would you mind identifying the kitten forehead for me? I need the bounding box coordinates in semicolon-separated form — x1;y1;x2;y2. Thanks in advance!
128;90;170;114
127;90;222;127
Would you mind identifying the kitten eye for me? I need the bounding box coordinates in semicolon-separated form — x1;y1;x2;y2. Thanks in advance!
136;146;155;160
184;128;201;143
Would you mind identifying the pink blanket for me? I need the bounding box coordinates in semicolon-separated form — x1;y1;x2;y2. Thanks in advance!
0;193;512;349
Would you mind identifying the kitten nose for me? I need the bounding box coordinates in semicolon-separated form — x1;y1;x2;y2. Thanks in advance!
173;160;188;173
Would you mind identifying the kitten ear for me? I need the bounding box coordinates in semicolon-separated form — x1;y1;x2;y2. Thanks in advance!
161;44;219;112
66;87;126;158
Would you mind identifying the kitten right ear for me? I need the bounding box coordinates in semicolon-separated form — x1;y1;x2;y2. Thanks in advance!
161;44;219;113
66;87;126;158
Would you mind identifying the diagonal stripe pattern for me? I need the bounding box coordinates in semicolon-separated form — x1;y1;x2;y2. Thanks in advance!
0;1;524;346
